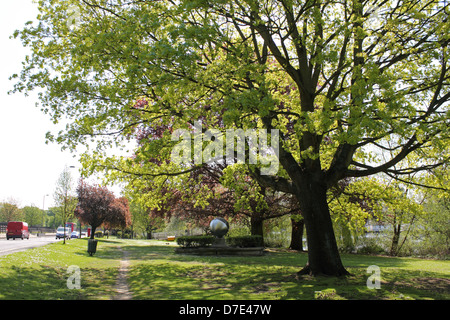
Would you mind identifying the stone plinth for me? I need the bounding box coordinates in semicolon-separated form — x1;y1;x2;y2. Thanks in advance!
212;237;227;247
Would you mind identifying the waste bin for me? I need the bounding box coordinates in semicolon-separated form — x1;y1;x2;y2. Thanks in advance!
87;239;98;256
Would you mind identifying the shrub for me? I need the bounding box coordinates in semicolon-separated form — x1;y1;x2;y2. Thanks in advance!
227;235;263;247
357;242;387;255
116;231;132;239
94;231;104;238
176;235;215;248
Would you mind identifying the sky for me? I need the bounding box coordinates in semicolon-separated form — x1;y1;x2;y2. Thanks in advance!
0;0;108;210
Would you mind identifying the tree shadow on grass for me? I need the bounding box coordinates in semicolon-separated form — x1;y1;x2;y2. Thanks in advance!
127;261;298;300
0;264;76;299
0;264;120;300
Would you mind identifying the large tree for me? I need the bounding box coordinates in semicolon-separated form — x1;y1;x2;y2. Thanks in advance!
12;1;449;276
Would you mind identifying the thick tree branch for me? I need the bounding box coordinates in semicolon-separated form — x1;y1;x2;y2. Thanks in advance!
346;135;424;178
249;166;296;195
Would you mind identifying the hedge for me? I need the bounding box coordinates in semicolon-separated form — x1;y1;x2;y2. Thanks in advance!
226;235;263;247
176;235;215;248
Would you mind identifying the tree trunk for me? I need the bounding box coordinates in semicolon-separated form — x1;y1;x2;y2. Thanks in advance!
295;175;350;276
146;225;152;239
90;226;97;239
250;215;264;243
397;216;415;255
390;224;401;256
289;217;304;251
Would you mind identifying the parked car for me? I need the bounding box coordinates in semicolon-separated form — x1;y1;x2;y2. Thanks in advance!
71;231;80;239
6;221;29;240
56;227;71;239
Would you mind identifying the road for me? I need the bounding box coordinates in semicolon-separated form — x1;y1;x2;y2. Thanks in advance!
0;235;62;257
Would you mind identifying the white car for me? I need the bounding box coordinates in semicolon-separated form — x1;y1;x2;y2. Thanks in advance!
56;227;71;239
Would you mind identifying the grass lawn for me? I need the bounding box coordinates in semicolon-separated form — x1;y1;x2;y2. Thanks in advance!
0;238;448;300
0;238;121;299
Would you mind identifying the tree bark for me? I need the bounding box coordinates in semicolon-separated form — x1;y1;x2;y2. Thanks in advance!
250;215;264;243
390;224;401;256
253;148;350;276
289;217;304;251
90;226;97;240
295;174;350;276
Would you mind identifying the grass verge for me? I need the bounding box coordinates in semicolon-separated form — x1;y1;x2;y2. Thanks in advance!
0;238;120;299
0;239;448;300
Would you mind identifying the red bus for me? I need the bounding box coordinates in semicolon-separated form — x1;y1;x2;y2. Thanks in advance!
65;222;77;233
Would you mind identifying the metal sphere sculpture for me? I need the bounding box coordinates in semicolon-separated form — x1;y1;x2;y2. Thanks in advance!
210;218;229;238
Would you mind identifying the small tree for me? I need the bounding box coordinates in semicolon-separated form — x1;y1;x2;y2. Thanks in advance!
128;200;165;239
54;166;77;244
381;184;426;256
75;180;131;239
0;198;22;222
421;193;450;257
74;180;115;239
103;197;132;237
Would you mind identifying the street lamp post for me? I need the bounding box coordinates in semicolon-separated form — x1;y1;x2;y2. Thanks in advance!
68;166;81;238
42;194;49;229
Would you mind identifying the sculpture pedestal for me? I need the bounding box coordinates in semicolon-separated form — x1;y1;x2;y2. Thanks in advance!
212;237;226;247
